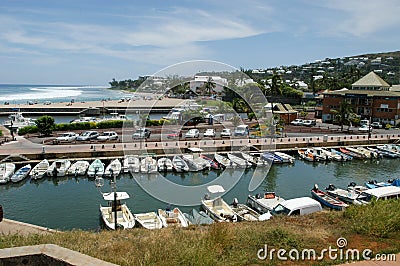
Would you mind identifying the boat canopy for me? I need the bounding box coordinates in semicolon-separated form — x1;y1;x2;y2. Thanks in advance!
207;185;225;194
103;191;130;201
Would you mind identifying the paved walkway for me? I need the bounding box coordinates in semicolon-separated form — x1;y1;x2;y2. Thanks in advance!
0;218;57;235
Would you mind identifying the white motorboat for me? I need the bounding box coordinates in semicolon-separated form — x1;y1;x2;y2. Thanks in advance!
356;146;378;158
67;160;90;176
183;209;214;225
230;198;270;221
99;191;135;230
273;152;295;164
11;164;31;183
46;159;71;177
201;185;237;222
320;148;345;161
30;159;49;180
183;148;210;171
104;159;122;178
140;156;158;173
227;153;251;168
298;148;320;162
0;163;16;184
157;207;189;228
157;157;173;172
87;159;105;178
346;147;368;159
240;152;268;166
214;153;236;168
172;155;189;172
325;184;368;205
2;112;36;129
312;148;332;161
122;155;140;173
247;192;285;214
134;212;163;229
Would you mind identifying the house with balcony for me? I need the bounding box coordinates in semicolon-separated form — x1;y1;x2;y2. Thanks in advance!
322;71;400;125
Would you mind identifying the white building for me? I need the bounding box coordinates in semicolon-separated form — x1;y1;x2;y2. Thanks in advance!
189;76;228;94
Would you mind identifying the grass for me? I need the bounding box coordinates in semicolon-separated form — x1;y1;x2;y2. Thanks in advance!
1;201;400;265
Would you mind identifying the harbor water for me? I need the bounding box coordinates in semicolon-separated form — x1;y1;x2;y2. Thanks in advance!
0;157;398;231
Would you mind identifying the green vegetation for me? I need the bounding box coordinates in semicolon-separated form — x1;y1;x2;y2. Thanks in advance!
1;200;399;265
35;115;55;136
0;130;2;137
330;100;357;131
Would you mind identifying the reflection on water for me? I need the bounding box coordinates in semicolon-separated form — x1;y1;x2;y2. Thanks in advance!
0;158;399;230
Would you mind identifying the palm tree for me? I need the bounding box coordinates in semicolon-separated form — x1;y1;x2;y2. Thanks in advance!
203;77;216;96
271;74;282;95
330;100;356;131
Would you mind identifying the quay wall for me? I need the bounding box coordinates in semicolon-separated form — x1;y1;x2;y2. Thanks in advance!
3;134;399;163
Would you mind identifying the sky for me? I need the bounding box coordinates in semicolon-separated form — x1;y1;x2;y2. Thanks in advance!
1;0;400;85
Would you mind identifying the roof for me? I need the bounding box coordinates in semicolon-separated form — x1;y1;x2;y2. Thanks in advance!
280;197;321;210
207;185;225;193
324;89;400;97
103;191;130;201
352;71;390;88
363;186;400;198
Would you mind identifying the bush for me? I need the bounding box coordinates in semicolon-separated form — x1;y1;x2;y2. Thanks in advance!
343;199;400;238
0;130;2;137
18;126;39;135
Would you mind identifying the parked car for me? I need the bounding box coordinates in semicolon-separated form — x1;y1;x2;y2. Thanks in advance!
221;128;231;137
302;120;316;127
290;119;303;126
166;130;182;139
203;129;216;137
185;129;200;138
358;125;371;133
97;131;118;141
76;131;99;141
132;128;151;139
371;122;382;129
56;132;78;142
234;125;249;136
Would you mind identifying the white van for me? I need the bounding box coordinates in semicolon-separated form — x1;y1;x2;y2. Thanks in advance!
234;125;249;136
265;197;322;219
360;119;370;126
357;186;400;202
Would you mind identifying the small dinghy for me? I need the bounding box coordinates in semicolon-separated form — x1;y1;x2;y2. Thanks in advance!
11;164;31;183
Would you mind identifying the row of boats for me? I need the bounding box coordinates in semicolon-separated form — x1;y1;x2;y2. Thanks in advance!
297;144;400;162
99;178;400;230
0;150;291;184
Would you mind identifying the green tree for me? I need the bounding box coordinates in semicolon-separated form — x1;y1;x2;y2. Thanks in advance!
203;77;216;96
330;100;356;131
35;115;55;136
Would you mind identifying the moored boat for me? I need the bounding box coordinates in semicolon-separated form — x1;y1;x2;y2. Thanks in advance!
104;159;122;178
339;147;364;159
200;154;220;169
246;192;285;214
11;164;31;183
273;152;295;164
365;179;392;189
227;153;251;168
183;209;214;225
157;157;173;172
134;212;163;229
30;159;49;180
140;156;158;173
0;163;16;184
297;149;318;162
87;159;105;178
325;184;368;205
262;151;284;164
46;159;71;177
172;155;189;172
99;191;135;230
311;184;348;211
67;160;90;176
123;155;140;173
230;198;270;221
201;185;237;222
214;153;236;168
157;207;189;228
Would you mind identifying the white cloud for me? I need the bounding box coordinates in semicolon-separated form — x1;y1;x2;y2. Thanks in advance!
317;0;400;37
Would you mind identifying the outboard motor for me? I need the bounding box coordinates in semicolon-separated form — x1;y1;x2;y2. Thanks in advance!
232;198;239;207
313;184;319;191
348;182;356;188
326;184;336;191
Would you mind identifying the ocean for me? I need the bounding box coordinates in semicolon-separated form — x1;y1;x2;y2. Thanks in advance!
0;84;132;104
